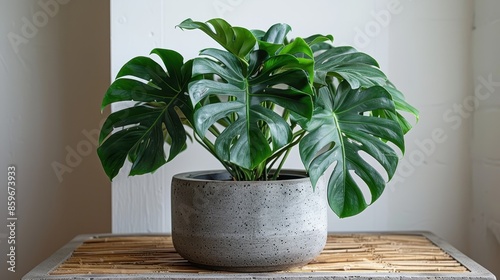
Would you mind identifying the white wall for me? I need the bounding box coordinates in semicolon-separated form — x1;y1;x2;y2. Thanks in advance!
470;0;500;276
0;1;111;279
385;0;473;250
111;0;485;269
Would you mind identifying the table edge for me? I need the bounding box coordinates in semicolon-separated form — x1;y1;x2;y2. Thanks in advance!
22;231;497;280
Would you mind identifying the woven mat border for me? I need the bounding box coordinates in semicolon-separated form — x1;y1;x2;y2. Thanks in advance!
50;233;468;275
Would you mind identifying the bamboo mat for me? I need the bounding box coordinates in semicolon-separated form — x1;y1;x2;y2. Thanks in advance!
50;234;468;275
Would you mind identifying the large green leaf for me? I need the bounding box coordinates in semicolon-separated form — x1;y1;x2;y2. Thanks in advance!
177;18;256;60
98;49;193;180
189;47;313;170
313;46;419;133
303;34;334;49
252;23;292;55
314;46;385;87
379;85;420;133
299;81;404;218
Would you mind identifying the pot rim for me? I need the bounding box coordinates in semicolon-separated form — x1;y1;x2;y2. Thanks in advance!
173;169;310;183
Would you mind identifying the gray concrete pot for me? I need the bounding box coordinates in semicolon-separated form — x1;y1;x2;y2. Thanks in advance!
171;170;328;272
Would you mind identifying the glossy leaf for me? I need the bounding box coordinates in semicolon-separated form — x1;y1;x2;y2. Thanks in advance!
299;81;404;218
189;47;313;170
98;49;193;180
314;46;385;87
253;23;292;55
304;34;334;47
177;18;256;60
382;85;420;133
313;46;419;132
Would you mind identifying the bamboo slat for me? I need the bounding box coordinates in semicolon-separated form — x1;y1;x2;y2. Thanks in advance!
50;233;468;275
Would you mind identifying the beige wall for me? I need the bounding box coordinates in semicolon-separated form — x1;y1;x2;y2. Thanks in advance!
0;1;111;279
470;0;500;276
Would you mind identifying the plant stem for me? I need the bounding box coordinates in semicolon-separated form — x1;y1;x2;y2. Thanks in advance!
193;133;235;175
267;130;306;180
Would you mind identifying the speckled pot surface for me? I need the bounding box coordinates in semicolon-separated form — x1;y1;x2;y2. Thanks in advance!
171;170;328;272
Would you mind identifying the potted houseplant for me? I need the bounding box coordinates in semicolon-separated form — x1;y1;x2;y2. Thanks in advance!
97;18;418;272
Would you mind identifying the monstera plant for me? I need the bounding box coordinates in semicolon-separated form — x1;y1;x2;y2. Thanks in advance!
98;18;418;218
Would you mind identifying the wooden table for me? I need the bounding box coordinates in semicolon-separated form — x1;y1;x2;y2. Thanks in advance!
22;232;496;280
